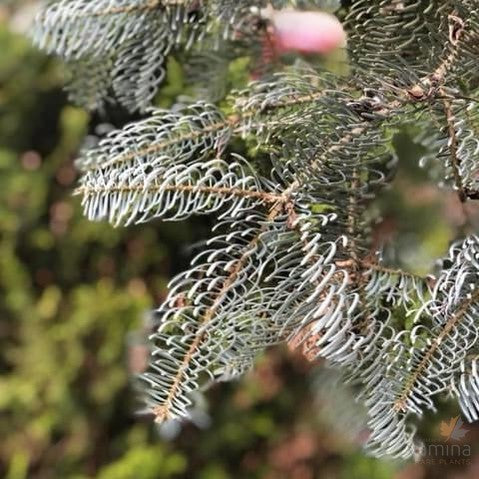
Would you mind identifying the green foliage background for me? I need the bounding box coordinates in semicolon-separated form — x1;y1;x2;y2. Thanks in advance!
0;6;478;479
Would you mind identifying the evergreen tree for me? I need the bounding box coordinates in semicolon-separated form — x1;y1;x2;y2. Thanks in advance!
32;0;479;460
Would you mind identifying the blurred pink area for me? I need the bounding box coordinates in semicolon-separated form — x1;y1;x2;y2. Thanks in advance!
270;10;346;54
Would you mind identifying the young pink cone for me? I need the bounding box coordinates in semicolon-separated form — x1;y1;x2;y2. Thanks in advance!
268;10;347;54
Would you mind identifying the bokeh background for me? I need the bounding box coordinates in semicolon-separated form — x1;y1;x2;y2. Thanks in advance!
1;2;479;478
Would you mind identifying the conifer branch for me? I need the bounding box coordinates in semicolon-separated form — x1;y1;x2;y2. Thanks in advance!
394;288;479;413
151;193;291;422
79;183;283;204
442;95;467;202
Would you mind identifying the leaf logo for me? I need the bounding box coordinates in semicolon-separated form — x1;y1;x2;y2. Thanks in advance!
439;416;469;442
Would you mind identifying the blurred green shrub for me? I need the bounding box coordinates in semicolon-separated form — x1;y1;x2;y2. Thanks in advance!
0;22;186;479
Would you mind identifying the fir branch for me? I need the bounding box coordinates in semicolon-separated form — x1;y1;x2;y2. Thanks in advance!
149;199;290;423
79;184;283;204
394;288;479;413
441;95;467;202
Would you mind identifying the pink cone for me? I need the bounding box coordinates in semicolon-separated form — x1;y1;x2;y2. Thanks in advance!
269;10;347;54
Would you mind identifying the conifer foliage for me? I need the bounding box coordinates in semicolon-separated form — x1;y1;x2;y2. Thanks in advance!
32;0;479;460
